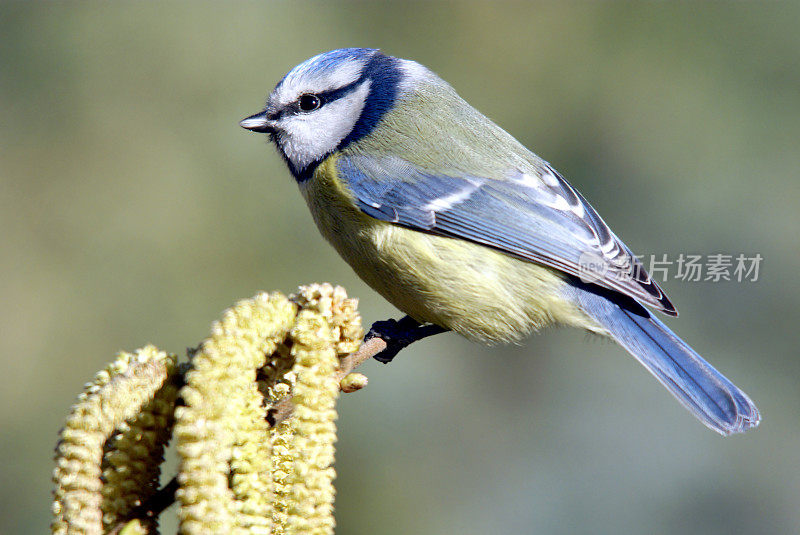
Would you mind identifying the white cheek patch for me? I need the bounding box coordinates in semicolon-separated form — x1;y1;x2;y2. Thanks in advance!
277;81;371;171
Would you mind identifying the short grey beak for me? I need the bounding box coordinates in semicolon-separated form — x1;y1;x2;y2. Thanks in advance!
240;111;275;133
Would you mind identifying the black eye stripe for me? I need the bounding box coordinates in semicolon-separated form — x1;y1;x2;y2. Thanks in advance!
317;78;364;103
279;77;367;118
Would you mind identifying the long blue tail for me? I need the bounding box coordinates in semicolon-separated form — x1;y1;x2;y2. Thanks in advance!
567;282;760;435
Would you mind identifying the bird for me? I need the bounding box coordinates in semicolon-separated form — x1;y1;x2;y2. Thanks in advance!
240;48;760;436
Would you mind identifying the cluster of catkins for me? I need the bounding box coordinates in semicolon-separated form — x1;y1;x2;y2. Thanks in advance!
52;284;363;535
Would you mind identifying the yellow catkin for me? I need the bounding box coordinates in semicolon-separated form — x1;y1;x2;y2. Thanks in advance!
52;346;176;535
269;417;297;535
229;382;274;535
174;292;297;535
100;362;180;532
290;283;363;356
269;284;362;535
285;310;341;535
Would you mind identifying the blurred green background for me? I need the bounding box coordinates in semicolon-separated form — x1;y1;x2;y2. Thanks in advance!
2;2;799;534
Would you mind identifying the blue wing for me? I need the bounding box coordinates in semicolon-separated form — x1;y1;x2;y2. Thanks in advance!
337;154;676;315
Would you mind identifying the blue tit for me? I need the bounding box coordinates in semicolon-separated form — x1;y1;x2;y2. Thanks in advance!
241;48;760;435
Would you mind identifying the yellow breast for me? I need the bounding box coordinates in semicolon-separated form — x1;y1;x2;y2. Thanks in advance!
298;154;596;343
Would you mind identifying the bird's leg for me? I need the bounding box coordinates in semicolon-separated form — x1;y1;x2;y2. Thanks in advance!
365;315;448;363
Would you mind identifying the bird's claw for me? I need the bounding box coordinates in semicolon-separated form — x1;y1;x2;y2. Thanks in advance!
365;318;417;363
365;316;448;364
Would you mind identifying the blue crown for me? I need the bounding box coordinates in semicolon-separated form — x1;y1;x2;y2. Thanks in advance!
277;48;379;89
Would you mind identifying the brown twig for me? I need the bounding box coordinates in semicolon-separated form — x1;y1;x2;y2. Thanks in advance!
113;336;388;531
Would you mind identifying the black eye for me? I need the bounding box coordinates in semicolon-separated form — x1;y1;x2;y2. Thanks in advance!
298;93;322;112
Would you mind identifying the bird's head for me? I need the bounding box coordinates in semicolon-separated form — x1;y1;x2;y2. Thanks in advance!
240;48;436;180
